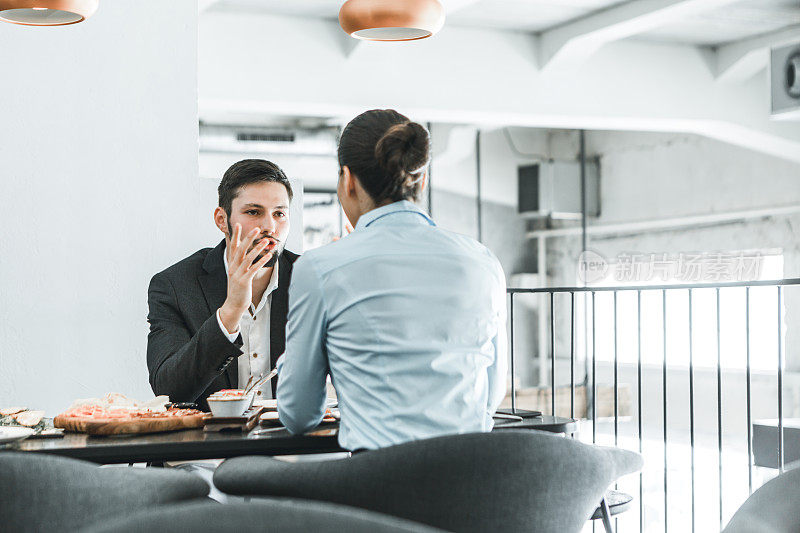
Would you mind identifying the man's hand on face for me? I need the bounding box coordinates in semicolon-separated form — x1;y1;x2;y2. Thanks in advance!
219;224;274;334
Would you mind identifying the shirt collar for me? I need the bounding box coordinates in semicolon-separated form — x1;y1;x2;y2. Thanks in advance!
354;200;435;231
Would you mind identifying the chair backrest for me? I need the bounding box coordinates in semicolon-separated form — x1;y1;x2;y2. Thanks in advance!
82;498;444;533
724;461;800;533
0;452;209;532
214;430;642;533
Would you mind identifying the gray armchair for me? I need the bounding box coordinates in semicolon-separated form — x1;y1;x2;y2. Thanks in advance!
214;430;643;533
724;462;800;533
82;498;443;533
0;452;209;532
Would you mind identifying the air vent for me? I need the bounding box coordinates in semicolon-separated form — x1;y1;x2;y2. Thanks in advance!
236;132;296;143
518;159;600;220
200;124;338;156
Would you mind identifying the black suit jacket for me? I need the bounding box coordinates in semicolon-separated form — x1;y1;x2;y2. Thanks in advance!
146;239;299;407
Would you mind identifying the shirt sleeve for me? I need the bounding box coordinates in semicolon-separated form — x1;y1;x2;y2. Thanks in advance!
277;256;329;434
486;259;508;416
216;308;240;343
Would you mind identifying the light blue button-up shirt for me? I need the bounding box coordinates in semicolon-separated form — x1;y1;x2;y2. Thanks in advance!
277;200;507;451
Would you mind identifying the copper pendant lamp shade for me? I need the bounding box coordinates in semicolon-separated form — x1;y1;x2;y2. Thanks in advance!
339;0;445;42
0;0;98;26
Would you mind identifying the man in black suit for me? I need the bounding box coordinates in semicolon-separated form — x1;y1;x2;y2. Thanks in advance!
147;159;299;408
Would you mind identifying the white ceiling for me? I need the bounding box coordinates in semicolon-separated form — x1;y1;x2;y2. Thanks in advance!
214;0;342;19
200;0;800;163
211;0;800;47
640;0;800;46
439;0;627;33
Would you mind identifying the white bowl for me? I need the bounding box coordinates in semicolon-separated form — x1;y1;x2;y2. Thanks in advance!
207;393;254;418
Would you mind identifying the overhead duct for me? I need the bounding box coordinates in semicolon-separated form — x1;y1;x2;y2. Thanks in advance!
199;124;339;156
771;41;800;120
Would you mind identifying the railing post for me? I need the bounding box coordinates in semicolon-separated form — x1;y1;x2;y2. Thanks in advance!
592;291;597;445
778;286;784;473
550;292;556;417
570;292;575;420
510;292;516;414
663;289;668;533
637;290;643;533
689;289;695;533
716;288;723;530
745;287;753;495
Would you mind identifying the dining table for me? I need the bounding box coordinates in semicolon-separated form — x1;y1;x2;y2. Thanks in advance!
2;415;579;465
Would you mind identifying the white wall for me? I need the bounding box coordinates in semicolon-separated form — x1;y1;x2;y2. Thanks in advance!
548;130;800;223
0;0;203;414
428;125;548;206
200;151;337;194
196;123;547;207
545;130;800;282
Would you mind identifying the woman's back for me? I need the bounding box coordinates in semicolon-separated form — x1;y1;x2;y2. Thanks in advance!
277;109;507;451
282;201;507;451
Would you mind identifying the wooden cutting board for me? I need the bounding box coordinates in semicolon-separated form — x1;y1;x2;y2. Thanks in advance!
53;413;206;436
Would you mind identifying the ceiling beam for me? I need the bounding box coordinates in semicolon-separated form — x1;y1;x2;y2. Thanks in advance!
712;25;800;84
440;0;482;15
538;0;738;70
198;0;220;13
335;29;364;59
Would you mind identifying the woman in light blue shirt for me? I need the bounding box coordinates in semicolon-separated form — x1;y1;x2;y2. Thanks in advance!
277;109;507;451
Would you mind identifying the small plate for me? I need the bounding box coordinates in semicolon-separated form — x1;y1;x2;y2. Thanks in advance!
33;428;65;439
253;399;337;410
0;426;35;444
258;411;337;427
259;411;282;427
252;399;278;409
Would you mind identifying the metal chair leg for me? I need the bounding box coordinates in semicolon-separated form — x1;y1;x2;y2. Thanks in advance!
599;498;614;533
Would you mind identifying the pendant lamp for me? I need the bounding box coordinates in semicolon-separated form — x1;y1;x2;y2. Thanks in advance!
339;0;445;42
0;0;98;26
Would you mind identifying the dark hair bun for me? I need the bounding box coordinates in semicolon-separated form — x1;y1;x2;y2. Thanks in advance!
375;121;430;188
337;109;430;204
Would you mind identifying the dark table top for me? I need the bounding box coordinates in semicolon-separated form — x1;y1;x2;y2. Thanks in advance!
492;415;579;434
3;416;578;464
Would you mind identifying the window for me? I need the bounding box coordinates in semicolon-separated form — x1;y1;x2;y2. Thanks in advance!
588;252;784;371
302;191;347;251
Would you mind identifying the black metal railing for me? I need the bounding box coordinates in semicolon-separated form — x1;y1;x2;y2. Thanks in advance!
506;278;800;532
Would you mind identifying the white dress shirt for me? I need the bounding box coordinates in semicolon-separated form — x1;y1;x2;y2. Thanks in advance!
215;249;280;398
277;201;508;451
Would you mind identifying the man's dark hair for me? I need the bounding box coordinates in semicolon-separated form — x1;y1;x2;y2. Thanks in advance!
218;159;293;216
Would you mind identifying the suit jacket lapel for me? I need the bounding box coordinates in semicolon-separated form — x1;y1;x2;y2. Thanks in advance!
269;253;291;397
199;239;237;389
